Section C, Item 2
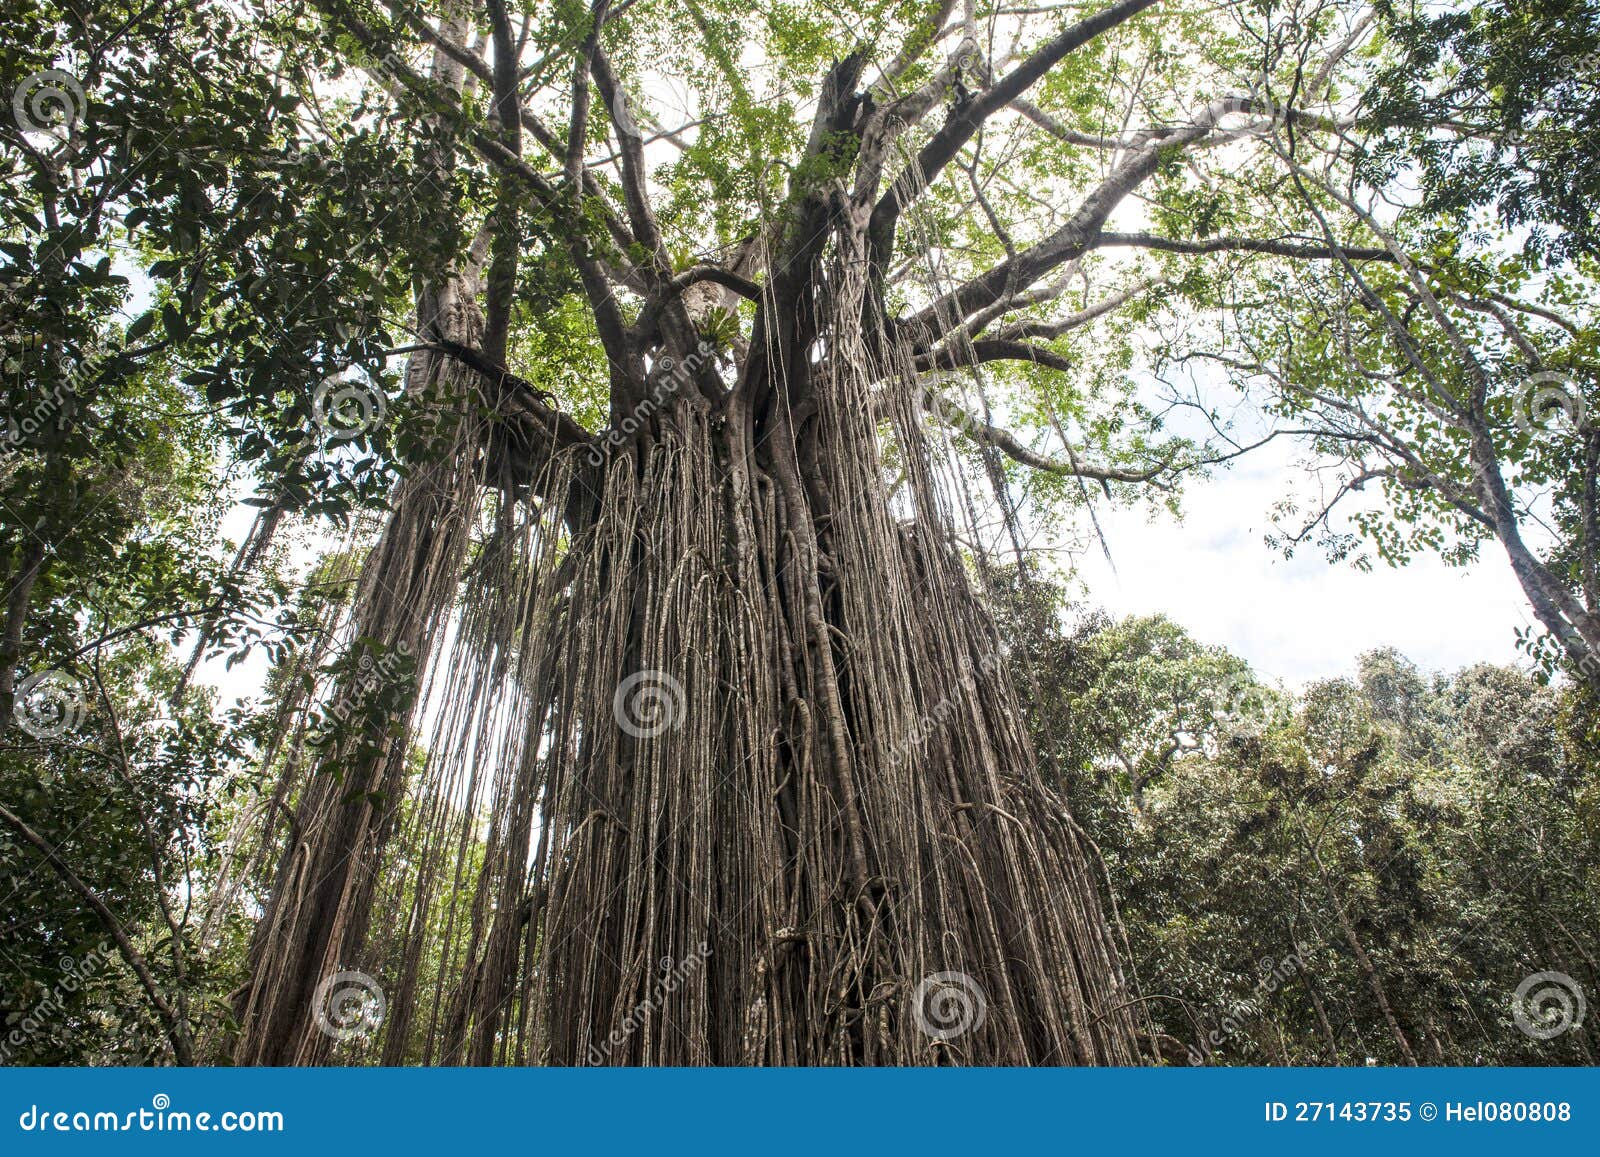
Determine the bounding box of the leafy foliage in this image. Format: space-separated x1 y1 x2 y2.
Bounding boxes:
1001 575 1600 1065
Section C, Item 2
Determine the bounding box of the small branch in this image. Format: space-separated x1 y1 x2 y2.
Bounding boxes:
1091 231 1392 262
666 264 762 301
915 339 1076 374
924 392 1176 485
387 341 595 449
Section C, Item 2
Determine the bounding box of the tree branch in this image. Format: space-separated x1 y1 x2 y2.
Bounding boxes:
1090 231 1393 262
321 0 635 372
869 0 1161 269
904 104 1222 338
915 338 1076 374
388 340 595 450
924 391 1177 485
0 802 194 1064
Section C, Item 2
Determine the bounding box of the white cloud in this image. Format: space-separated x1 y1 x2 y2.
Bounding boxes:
1064 445 1534 685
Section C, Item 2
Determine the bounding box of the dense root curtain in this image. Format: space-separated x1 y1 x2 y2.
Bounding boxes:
228 261 1140 1065
231 288 488 1065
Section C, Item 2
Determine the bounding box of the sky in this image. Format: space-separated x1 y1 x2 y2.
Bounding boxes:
1062 439 1534 688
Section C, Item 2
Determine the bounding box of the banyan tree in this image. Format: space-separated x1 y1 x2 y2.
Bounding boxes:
204 0 1380 1065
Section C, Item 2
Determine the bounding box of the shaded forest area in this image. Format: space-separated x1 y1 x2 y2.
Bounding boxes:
2 0 1598 1065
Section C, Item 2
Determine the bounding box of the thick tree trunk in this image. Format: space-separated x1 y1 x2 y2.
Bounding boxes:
497 401 1137 1065
234 320 1141 1066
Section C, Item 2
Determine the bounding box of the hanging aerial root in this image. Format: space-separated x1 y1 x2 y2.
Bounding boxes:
238 254 1140 1067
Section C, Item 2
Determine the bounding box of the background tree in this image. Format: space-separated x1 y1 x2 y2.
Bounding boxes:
1147 0 1600 686
1010 595 1599 1066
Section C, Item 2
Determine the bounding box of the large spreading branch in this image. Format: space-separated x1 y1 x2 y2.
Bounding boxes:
903 107 1226 340
1089 231 1392 263
867 0 1163 270
914 338 1075 374
387 339 595 448
318 0 638 396
331 0 1407 505
921 391 1287 488
385 0 641 268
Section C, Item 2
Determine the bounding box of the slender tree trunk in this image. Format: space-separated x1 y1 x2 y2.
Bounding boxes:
0 538 47 715
231 286 487 1065
1301 970 1339 1063
1308 845 1417 1065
